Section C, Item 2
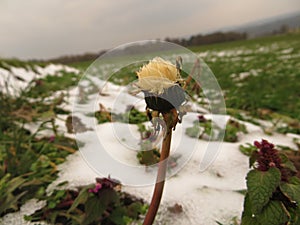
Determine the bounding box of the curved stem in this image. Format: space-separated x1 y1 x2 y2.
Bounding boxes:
143 125 172 225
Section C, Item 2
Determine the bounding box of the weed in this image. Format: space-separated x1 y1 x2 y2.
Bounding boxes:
185 116 247 142
241 139 300 225
26 178 147 225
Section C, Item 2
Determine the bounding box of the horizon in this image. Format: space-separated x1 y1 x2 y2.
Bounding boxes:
1 0 299 60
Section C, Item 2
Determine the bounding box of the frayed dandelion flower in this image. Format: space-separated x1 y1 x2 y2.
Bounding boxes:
136 57 178 94
136 57 186 112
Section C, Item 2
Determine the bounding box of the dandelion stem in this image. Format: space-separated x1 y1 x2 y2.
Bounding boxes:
143 116 173 225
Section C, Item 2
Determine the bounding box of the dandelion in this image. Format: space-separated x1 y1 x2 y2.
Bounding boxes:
136 57 186 114
137 57 187 225
136 57 180 95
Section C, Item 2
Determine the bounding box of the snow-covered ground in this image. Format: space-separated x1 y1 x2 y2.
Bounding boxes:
1 62 298 225
0 64 79 96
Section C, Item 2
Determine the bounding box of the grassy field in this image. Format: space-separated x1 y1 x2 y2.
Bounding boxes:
0 32 300 224
71 32 300 121
194 32 300 121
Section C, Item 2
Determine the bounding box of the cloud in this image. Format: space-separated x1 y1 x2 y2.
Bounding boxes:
0 0 299 59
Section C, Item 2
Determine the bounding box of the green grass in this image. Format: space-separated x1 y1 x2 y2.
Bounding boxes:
0 89 78 216
0 52 151 223
191 32 300 120
27 71 79 98
0 58 47 72
0 32 299 222
69 60 94 71
189 32 300 52
66 33 300 121
107 62 142 85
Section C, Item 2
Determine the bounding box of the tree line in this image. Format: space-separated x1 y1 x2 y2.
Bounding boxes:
165 31 247 46
48 31 247 64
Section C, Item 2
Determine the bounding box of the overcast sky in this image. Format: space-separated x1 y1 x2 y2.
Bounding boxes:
1 0 299 60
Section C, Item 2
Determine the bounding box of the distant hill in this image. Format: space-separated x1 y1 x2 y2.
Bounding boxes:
47 51 105 64
233 11 300 38
48 11 300 64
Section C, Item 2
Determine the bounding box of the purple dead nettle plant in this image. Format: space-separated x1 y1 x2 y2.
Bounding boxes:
88 177 120 194
253 139 289 181
135 57 187 225
241 139 300 225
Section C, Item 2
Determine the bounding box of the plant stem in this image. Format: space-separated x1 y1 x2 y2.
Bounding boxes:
143 124 172 225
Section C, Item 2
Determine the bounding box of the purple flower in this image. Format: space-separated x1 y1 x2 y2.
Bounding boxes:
35 79 43 86
88 177 120 194
48 135 55 143
198 115 206 123
88 182 102 194
95 177 120 189
254 139 288 181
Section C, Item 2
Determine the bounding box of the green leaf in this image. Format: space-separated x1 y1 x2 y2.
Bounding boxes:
241 193 259 225
256 201 289 225
185 125 201 138
68 186 91 213
126 202 144 219
55 190 66 199
289 207 300 225
0 190 27 214
57 181 69 187
20 178 44 187
83 189 119 225
290 176 300 185
239 143 257 156
249 151 259 168
109 206 126 225
98 188 119 206
280 176 300 205
279 153 297 172
48 201 57 209
83 195 105 225
0 174 11 191
0 174 27 214
137 148 160 166
246 167 281 214
6 176 26 193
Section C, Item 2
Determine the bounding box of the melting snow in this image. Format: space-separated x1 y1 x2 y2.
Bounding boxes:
1 62 297 225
